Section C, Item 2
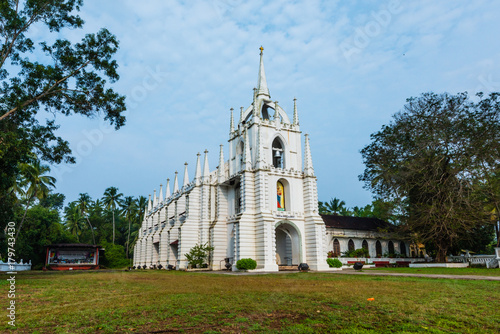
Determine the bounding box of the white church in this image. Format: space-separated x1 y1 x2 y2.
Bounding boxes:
133 48 408 271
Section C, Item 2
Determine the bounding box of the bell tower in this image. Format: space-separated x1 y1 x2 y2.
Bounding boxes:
223 47 328 271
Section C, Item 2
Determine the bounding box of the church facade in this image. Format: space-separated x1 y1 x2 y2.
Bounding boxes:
133 49 329 271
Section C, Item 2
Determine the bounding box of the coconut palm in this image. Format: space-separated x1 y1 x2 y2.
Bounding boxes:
64 201 85 241
128 195 147 254
14 159 56 240
77 193 96 244
121 196 138 258
324 198 347 215
136 195 147 222
102 187 124 244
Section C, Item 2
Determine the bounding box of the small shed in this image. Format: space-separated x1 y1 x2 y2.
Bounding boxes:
46 244 103 270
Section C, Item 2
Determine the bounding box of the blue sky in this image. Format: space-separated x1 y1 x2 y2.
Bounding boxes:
41 0 500 208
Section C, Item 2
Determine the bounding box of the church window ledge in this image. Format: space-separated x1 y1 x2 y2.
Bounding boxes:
227 212 242 222
273 211 303 219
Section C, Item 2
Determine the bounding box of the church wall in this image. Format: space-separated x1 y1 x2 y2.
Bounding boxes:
326 228 409 258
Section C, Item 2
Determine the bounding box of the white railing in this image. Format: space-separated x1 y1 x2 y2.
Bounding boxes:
448 252 499 268
337 257 424 265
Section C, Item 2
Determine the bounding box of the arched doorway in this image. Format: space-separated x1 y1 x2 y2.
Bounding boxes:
275 222 301 268
376 240 382 257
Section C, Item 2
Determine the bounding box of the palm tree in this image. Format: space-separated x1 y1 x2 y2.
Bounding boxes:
324 198 347 215
102 187 124 244
64 202 85 241
136 195 147 221
77 193 96 244
14 159 56 240
129 195 147 256
122 196 138 258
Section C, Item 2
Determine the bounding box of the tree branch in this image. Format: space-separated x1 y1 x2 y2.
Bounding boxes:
0 59 92 121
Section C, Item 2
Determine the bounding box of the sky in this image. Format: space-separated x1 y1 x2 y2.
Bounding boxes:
35 0 500 209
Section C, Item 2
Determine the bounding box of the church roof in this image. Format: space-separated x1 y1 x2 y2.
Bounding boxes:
321 214 395 232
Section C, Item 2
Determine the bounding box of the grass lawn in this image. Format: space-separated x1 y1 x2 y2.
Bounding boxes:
365 267 500 276
1 270 499 333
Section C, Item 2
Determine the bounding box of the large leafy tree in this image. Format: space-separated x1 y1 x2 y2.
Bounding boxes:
0 0 126 228
102 186 123 244
360 92 500 262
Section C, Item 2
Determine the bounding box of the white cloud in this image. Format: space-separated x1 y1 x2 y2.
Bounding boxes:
39 0 500 208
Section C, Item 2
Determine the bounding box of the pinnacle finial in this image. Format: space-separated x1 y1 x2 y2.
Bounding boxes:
293 97 299 125
230 108 234 133
259 46 264 55
256 47 270 97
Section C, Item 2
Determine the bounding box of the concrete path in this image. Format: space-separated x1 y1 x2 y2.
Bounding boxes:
331 270 500 281
208 269 500 281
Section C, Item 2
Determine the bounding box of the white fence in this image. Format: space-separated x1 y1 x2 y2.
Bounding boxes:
0 260 32 272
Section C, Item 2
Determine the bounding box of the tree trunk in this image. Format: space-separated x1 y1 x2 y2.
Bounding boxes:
86 216 96 245
435 242 448 263
126 218 131 259
112 210 115 244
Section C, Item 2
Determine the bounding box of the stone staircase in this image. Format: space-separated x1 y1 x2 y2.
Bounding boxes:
487 258 499 269
278 265 298 271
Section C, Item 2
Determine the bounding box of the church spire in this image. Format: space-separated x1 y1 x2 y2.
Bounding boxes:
173 171 179 193
147 194 152 211
293 97 299 125
256 46 270 98
239 106 244 124
304 134 315 176
165 178 171 198
230 108 234 133
203 149 210 182
159 184 164 203
153 189 158 207
183 162 189 187
194 152 202 185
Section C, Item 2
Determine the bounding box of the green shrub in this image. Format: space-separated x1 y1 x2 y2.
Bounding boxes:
101 242 130 268
342 248 370 258
185 243 214 268
327 258 342 268
236 258 257 270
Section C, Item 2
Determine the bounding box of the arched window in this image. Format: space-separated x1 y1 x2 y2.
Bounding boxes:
388 241 395 255
348 239 355 252
400 242 407 257
237 141 244 170
376 240 382 257
261 104 273 120
333 239 340 256
277 181 285 211
235 183 241 214
362 240 368 250
272 138 284 168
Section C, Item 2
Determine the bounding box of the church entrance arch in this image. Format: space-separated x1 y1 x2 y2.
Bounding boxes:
275 221 302 268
